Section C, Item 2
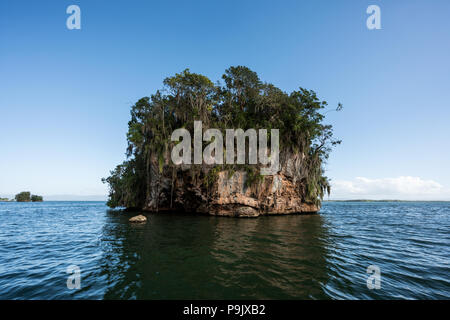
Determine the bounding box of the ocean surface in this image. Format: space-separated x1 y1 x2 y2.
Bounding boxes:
0 201 448 299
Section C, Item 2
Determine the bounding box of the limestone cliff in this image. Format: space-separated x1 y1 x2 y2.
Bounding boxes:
143 152 320 217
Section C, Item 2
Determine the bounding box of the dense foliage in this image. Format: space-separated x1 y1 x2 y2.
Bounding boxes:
14 192 43 202
31 195 43 202
15 192 31 202
103 66 340 209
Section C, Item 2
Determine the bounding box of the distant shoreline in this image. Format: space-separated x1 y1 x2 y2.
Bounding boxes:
324 199 450 202
1 199 448 203
0 200 107 202
0 195 107 202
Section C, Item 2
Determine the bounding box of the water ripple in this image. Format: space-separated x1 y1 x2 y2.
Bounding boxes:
0 201 449 299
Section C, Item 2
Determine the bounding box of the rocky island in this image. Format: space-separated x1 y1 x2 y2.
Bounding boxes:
103 66 340 217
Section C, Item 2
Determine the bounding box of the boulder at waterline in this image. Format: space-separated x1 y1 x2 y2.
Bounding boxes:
129 215 147 223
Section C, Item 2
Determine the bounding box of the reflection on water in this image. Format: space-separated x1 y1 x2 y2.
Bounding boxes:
100 212 331 299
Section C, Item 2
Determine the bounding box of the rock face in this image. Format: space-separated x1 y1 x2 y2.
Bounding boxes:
129 215 147 223
204 171 319 217
142 152 320 217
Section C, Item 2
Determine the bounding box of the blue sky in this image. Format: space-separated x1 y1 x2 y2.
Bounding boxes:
1 0 449 200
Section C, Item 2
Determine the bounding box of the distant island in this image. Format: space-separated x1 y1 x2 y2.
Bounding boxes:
14 192 43 202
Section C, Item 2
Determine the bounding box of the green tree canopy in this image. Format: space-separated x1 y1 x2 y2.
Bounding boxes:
31 195 43 202
15 192 31 202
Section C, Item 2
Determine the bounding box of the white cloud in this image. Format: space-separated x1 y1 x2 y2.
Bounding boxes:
330 176 450 200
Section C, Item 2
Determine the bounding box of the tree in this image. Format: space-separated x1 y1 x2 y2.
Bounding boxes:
31 195 43 202
15 192 31 202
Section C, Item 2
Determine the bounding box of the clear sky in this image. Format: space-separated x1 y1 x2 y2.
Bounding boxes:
1 0 449 200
